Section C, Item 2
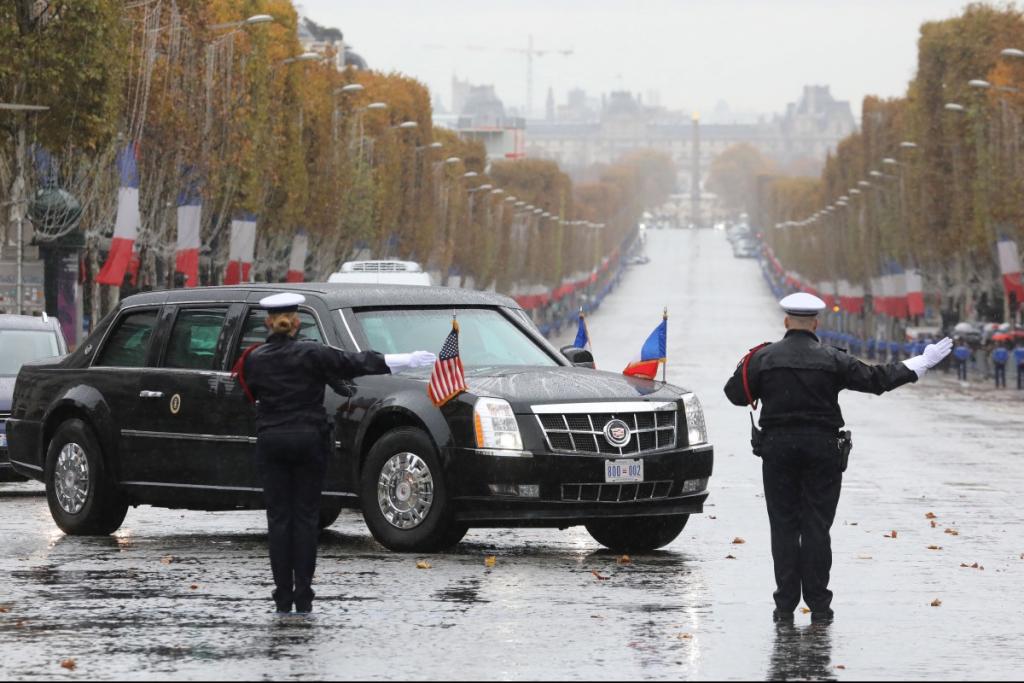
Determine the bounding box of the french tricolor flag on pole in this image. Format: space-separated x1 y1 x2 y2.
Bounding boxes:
622 309 667 381
905 267 925 317
97 145 141 286
224 214 257 285
997 236 1024 304
175 175 202 288
286 230 309 283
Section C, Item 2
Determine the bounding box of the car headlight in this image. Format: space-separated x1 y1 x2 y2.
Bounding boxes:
682 393 708 446
474 397 524 451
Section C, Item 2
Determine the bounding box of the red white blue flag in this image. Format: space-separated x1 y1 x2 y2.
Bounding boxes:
175 171 202 288
97 144 140 286
622 310 667 380
573 308 590 350
286 230 309 283
998 237 1024 304
224 213 257 285
428 319 468 407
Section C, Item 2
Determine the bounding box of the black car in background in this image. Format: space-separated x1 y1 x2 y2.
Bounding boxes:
8 284 713 553
0 314 68 482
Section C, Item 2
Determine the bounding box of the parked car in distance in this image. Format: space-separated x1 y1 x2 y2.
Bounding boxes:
328 260 432 287
0 313 68 481
732 238 760 258
8 284 714 553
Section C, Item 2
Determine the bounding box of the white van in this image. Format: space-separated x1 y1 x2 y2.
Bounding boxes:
327 260 432 286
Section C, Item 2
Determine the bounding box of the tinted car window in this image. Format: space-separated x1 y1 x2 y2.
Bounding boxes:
355 308 557 368
232 309 324 365
0 330 60 375
95 309 159 368
164 308 228 370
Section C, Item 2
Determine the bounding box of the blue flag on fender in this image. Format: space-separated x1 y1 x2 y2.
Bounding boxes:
622 310 667 380
573 309 590 349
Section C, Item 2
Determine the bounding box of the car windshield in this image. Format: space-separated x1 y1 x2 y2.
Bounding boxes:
353 308 557 369
0 329 60 375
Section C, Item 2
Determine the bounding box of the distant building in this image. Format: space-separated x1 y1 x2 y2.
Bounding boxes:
528 86 856 190
298 16 367 71
439 76 526 162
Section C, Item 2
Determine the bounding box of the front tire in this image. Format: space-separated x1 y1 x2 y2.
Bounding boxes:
45 419 128 536
360 427 457 553
585 514 689 553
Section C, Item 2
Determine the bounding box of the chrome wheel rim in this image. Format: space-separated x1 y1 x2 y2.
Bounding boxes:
377 452 434 530
54 442 90 515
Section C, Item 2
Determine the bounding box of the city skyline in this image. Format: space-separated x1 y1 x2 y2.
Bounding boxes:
299 0 971 120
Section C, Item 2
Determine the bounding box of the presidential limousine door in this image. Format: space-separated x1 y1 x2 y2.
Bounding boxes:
118 303 256 506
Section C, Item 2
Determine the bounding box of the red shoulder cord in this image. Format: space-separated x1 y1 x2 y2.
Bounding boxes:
231 343 263 404
742 343 771 410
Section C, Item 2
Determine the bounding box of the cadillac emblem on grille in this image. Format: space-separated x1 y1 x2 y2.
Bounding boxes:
603 418 631 447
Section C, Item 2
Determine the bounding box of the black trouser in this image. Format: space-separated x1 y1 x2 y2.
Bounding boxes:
994 363 1007 388
1018 364 1024 390
761 429 843 613
257 425 328 612
957 359 968 381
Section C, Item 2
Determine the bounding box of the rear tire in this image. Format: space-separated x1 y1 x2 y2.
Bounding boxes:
360 427 456 553
585 514 689 553
45 419 127 536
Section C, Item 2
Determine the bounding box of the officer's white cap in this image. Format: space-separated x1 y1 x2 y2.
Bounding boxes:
780 292 826 317
259 292 305 312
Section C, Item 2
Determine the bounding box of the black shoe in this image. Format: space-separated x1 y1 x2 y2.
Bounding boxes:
772 609 794 623
810 608 834 624
272 589 293 614
294 602 313 615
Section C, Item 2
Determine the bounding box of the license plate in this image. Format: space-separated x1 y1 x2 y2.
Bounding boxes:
605 458 643 483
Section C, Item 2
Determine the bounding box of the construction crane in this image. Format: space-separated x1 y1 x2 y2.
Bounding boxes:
424 35 573 118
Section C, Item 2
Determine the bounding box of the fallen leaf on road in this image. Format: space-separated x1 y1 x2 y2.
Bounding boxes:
927 545 943 550
849 522 858 526
60 659 76 671
160 556 174 565
0 606 9 614
15 620 27 629
885 531 898 539
415 561 432 570
857 555 873 560
590 615 604 619
189 584 199 590
725 554 736 560
931 521 938 529
836 664 847 670
925 512 937 520
800 607 811 614
944 528 959 536
676 633 693 640
708 516 717 520
591 570 609 581
732 537 746 544
617 555 632 565
931 599 942 607
484 556 496 568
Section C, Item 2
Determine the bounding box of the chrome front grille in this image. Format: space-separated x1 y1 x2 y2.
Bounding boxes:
533 402 679 455
561 481 674 502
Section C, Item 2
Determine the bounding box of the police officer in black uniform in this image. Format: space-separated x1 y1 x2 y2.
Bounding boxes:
237 293 435 614
724 292 952 623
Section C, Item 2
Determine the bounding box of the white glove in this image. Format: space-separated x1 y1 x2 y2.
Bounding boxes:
903 337 953 378
384 351 436 372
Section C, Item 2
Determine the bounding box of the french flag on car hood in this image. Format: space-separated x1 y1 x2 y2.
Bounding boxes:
998 237 1024 304
286 230 309 283
622 311 667 380
97 145 141 286
224 213 257 285
175 172 202 288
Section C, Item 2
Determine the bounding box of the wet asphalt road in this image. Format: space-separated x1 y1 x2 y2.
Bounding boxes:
2 229 1023 680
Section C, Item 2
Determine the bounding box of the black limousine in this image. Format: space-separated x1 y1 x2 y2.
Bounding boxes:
8 284 713 553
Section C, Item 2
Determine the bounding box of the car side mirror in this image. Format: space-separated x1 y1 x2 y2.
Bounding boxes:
560 345 595 369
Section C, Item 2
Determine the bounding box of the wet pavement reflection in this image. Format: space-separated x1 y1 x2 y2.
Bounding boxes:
1 230 1022 679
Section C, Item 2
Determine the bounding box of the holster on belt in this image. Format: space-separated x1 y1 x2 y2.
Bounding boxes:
838 430 853 472
750 413 764 457
741 342 770 458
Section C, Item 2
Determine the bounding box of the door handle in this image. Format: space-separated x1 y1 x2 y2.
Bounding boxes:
139 390 165 399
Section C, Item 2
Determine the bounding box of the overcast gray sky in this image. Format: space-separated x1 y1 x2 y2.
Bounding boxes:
299 0 974 119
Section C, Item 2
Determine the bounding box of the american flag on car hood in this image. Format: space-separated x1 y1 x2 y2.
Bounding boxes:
428 318 467 407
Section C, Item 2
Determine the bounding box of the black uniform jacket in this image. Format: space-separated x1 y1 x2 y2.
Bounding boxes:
242 333 390 432
724 329 917 432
